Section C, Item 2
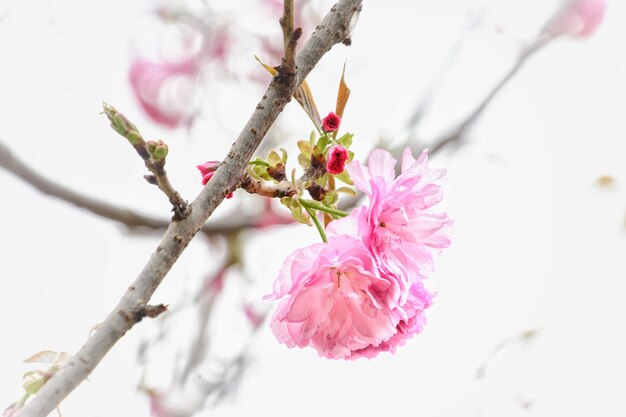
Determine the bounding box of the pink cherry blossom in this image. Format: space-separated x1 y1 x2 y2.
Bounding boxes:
329 148 451 283
544 0 606 38
326 145 349 175
265 235 433 359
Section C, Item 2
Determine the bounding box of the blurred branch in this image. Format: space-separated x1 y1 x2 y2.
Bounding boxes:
405 9 485 131
429 36 551 155
18 1 362 416
0 139 289 236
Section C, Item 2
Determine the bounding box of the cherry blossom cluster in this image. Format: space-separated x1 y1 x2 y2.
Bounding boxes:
266 148 451 359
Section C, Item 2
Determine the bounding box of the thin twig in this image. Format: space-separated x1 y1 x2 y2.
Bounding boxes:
102 104 190 220
429 36 551 155
18 2 361 416
239 159 327 199
0 139 290 236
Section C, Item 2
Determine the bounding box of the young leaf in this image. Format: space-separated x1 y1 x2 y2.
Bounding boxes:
322 190 339 206
336 186 356 197
254 55 278 76
333 63 351 141
335 171 353 185
23 351 70 365
336 133 354 149
297 140 312 156
267 150 281 166
294 80 322 128
315 134 331 154
298 153 311 169
255 55 321 129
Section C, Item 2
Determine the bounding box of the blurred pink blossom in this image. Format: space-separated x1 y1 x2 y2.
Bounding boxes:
129 57 201 128
243 304 267 330
544 0 606 38
253 200 294 229
3 404 19 417
259 0 319 64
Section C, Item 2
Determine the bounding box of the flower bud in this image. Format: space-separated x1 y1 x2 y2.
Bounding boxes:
197 160 233 198
326 145 349 175
102 103 144 145
321 112 341 133
151 140 169 162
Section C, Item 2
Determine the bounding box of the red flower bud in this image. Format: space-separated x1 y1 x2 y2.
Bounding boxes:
321 112 341 133
196 161 233 198
326 145 349 175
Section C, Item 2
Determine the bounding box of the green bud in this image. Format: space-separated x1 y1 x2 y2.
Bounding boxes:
126 131 143 146
145 140 157 155
152 140 169 162
102 103 144 145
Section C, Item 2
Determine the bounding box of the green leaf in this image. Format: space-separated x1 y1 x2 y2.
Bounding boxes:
254 55 279 77
253 164 271 181
280 148 288 164
336 186 356 197
281 197 310 225
249 157 270 166
315 134 331 154
23 377 45 395
248 166 262 181
268 150 281 166
322 190 339 206
336 133 354 149
297 140 312 155
335 171 353 185
280 197 292 208
298 153 311 169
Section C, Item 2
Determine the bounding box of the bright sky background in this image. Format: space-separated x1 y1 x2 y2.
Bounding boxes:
1 1 625 416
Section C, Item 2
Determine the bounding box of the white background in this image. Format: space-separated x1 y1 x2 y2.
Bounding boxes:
1 0 625 416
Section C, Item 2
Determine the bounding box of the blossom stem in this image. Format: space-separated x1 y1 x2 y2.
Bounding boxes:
303 205 328 243
299 198 349 218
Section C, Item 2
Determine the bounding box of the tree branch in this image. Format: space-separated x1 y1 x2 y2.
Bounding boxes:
17 1 362 416
0 139 290 236
279 0 301 72
429 36 550 155
0 136 292 236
